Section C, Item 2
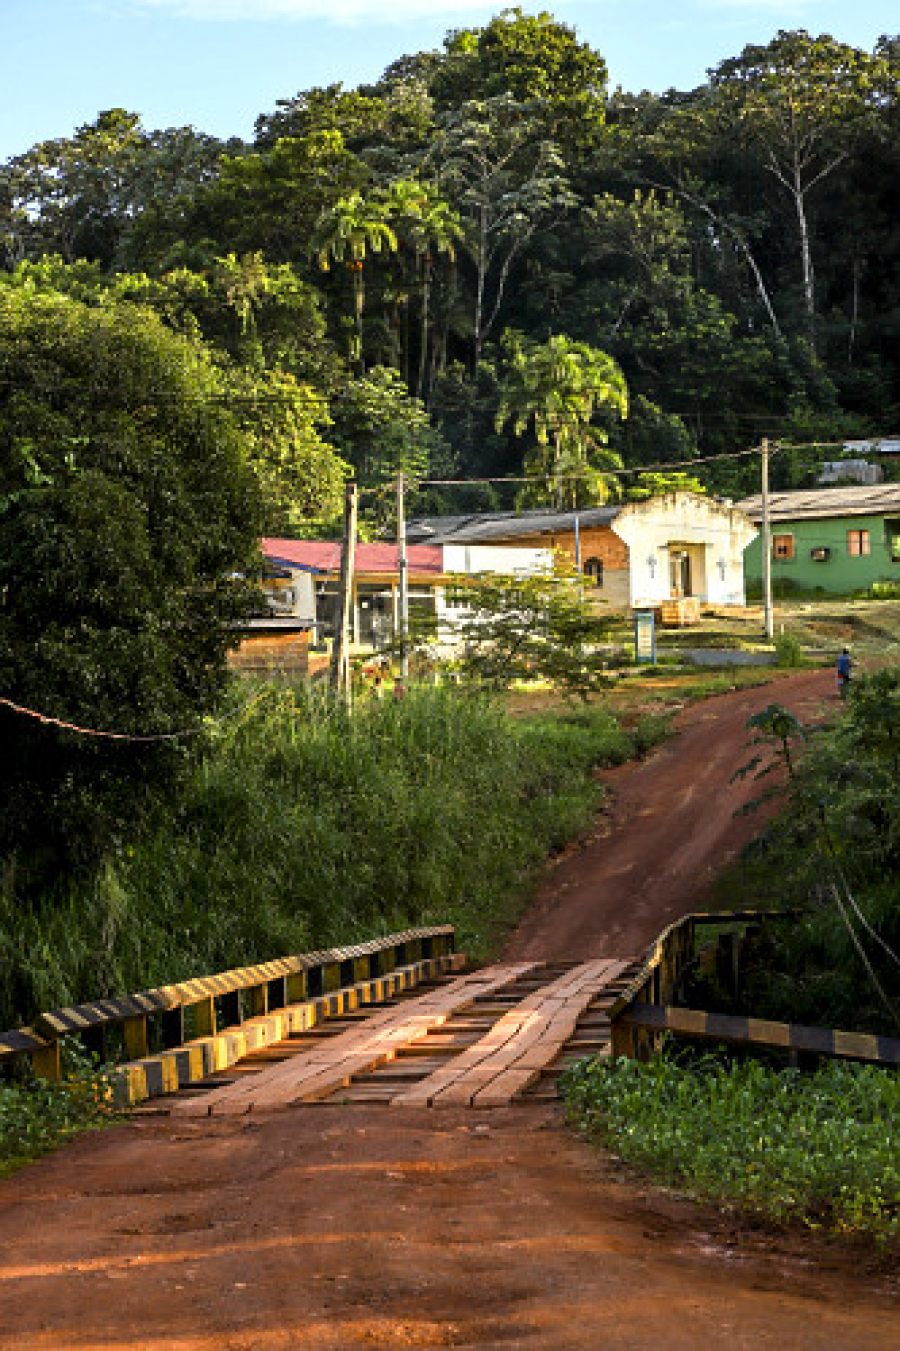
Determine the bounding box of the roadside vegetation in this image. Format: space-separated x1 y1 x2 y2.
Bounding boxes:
0 1043 119 1177
0 683 667 1031
706 667 900 1034
563 1049 900 1245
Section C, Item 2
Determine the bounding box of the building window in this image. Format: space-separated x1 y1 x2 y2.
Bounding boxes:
847 529 870 557
772 534 794 560
583 556 604 587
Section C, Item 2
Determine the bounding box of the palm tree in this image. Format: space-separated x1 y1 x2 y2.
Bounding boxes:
313 191 399 371
496 333 628 509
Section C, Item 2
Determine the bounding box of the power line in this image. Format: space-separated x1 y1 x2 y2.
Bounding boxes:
0 677 275 744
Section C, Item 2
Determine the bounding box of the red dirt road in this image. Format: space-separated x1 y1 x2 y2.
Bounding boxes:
1 669 896 1349
505 669 833 962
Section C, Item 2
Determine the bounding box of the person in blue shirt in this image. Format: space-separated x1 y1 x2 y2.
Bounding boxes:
837 647 852 698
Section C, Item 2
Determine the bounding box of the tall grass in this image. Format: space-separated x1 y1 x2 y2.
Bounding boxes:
1 684 660 1027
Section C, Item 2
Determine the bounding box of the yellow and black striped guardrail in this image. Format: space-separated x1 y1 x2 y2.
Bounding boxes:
616 1003 900 1067
606 909 898 1067
607 909 784 1030
116 951 466 1106
0 926 456 1084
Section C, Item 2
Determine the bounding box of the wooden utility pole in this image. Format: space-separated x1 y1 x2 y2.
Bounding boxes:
761 438 774 641
330 481 358 706
396 473 409 683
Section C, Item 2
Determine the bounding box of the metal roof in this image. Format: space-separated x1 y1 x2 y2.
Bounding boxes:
737 484 900 523
261 538 445 575
407 505 620 545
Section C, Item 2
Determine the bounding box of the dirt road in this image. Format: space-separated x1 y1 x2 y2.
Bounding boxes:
1 669 896 1349
505 668 833 962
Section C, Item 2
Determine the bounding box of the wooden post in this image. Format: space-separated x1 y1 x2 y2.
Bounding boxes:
32 1041 61 1081
761 438 774 641
123 1016 150 1061
193 997 216 1039
286 971 307 1005
247 984 268 1019
330 481 358 706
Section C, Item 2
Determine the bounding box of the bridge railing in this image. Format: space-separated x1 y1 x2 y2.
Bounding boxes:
608 910 900 1068
0 926 456 1083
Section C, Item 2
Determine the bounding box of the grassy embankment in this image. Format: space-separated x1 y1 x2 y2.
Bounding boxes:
0 683 669 1033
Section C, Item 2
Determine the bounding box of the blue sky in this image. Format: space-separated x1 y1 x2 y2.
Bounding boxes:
1 0 895 160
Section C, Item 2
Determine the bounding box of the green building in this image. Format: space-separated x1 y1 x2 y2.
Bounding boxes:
738 485 900 594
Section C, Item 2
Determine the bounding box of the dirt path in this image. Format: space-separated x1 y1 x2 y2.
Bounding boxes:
1 669 896 1349
505 669 833 962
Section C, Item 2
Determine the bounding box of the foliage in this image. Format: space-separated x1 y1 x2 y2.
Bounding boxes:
563 1049 900 1243
0 686 659 1026
774 632 805 667
441 557 617 697
329 366 452 526
0 1046 120 1177
721 672 900 1031
0 285 262 881
496 332 627 507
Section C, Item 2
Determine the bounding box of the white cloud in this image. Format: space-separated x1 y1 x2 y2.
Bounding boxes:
133 0 535 21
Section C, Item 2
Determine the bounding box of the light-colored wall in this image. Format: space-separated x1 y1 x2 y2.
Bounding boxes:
612 494 757 607
442 543 552 575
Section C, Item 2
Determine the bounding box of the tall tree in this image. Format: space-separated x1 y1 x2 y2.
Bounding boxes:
0 285 261 881
431 94 575 370
312 189 400 370
708 30 889 344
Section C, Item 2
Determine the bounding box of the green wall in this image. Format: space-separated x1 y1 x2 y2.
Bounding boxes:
744 513 900 593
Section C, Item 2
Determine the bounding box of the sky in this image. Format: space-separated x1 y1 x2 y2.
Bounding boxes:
1 0 896 160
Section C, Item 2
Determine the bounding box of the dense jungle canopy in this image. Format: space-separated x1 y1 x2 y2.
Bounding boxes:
1 10 898 528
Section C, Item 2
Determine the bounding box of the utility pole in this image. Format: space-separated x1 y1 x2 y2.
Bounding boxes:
761 438 774 641
396 473 409 683
330 480 358 707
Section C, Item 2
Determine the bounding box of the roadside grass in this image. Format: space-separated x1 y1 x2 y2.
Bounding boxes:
562 1049 900 1245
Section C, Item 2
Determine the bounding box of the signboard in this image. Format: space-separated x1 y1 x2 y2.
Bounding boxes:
634 609 656 665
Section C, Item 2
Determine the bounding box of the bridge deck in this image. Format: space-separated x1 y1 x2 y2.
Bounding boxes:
172 964 538 1116
391 959 629 1108
171 960 634 1114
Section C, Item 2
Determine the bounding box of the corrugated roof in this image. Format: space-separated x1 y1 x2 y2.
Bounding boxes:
261 538 445 575
407 505 620 544
737 484 900 523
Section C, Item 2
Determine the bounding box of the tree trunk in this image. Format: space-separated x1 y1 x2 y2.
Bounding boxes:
792 162 816 345
474 202 487 374
417 259 430 402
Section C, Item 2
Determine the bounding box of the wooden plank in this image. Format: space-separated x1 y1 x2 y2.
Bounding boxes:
393 960 629 1109
173 964 537 1117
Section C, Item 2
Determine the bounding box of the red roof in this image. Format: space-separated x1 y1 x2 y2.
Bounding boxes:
262 538 444 576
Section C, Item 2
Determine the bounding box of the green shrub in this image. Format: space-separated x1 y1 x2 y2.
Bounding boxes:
0 1042 120 1176
563 1050 900 1243
774 632 805 667
871 581 900 600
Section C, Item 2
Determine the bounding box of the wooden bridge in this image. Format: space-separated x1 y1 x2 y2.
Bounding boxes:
2 914 897 1115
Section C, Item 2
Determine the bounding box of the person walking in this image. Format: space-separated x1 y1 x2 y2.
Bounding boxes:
837 647 853 699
